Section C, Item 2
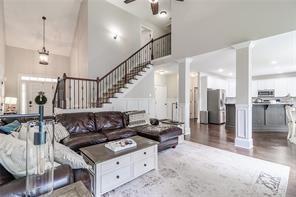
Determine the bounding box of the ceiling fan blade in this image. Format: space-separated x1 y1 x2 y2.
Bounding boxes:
151 2 159 15
124 0 136 3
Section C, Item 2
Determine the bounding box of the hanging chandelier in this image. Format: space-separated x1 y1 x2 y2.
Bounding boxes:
39 16 49 65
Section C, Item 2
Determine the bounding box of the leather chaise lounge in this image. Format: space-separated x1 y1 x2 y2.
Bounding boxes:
57 111 182 152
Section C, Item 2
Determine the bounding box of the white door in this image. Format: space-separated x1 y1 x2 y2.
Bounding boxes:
140 26 153 47
23 81 56 116
155 86 167 119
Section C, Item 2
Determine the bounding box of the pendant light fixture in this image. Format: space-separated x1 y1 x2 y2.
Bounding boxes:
39 16 49 65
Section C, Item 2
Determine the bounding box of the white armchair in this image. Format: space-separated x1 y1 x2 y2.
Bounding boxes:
285 106 296 144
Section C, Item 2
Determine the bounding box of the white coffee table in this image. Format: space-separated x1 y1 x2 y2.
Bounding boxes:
80 136 158 197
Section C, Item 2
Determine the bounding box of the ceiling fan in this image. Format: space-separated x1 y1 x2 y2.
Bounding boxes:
124 0 184 15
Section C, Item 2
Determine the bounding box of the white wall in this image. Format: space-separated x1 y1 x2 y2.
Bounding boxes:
5 46 70 98
88 0 167 78
166 73 178 99
154 72 166 86
70 0 88 78
107 69 157 117
0 0 5 79
124 69 155 98
172 0 296 59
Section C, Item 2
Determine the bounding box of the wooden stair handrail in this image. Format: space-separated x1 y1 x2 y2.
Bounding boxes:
52 32 171 112
100 33 171 82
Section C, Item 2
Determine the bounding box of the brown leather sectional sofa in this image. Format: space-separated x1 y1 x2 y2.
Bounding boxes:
0 111 182 196
0 164 90 196
57 111 182 152
0 116 91 196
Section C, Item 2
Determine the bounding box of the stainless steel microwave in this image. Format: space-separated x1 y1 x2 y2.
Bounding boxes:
257 89 275 98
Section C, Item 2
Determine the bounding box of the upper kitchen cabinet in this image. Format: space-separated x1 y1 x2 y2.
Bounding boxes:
275 78 288 97
287 77 296 96
257 79 275 90
252 77 296 97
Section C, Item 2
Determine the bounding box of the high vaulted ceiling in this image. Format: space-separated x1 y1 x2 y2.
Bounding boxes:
106 0 171 28
3 0 81 56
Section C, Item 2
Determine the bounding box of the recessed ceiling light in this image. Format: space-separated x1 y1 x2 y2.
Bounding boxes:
218 68 224 73
271 61 278 65
111 32 119 40
158 70 167 75
229 73 233 76
159 10 167 17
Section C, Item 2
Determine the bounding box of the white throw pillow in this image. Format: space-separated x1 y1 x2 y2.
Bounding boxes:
126 110 149 128
18 123 36 141
18 123 69 142
54 142 90 170
0 134 38 178
18 124 88 170
54 123 69 142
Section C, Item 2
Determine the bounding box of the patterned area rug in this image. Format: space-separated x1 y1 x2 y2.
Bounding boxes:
104 141 290 197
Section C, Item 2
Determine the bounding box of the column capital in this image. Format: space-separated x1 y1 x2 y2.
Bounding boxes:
232 41 255 50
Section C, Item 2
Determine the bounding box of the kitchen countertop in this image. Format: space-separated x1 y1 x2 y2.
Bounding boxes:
226 102 294 105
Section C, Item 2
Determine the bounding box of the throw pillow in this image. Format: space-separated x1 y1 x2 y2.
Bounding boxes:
53 123 70 142
18 123 69 143
54 142 90 169
126 110 149 128
18 123 36 142
0 134 37 178
0 120 21 134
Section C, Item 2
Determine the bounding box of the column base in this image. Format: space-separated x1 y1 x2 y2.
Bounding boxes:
184 127 191 135
235 137 253 149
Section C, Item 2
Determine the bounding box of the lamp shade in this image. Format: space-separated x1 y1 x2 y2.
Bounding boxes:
4 97 17 105
39 49 49 65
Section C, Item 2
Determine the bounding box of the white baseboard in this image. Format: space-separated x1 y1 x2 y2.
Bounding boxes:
235 137 253 149
178 135 185 144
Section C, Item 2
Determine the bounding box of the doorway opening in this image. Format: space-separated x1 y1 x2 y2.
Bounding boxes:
140 25 153 47
20 75 57 116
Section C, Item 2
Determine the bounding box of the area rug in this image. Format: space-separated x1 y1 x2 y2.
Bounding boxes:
104 141 290 197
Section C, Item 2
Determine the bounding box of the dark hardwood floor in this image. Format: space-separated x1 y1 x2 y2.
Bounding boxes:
186 120 296 197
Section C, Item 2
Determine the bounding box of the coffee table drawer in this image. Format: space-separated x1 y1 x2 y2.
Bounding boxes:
134 146 154 161
101 155 131 174
134 156 155 177
101 166 131 193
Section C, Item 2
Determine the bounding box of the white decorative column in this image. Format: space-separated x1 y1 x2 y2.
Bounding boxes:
233 42 254 149
178 58 192 135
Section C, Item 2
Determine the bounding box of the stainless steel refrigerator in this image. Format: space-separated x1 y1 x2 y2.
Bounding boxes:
207 89 226 124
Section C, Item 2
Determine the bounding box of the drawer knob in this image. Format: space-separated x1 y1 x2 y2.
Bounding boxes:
116 161 120 165
144 164 147 167
144 152 147 155
116 175 120 179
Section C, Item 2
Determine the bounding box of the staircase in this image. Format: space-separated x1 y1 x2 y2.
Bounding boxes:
53 33 171 113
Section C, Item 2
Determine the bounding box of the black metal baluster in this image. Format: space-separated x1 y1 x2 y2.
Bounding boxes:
69 79 72 109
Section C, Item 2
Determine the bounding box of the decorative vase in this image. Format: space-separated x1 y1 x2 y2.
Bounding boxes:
26 97 55 196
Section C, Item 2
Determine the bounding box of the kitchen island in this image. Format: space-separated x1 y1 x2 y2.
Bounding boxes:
226 103 291 132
